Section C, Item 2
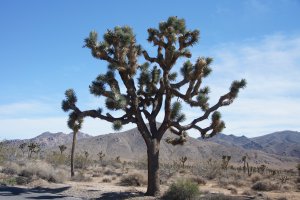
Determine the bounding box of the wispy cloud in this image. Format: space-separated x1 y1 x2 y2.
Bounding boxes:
201 34 300 136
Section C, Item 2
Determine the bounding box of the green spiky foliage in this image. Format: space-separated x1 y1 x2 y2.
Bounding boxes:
62 16 246 196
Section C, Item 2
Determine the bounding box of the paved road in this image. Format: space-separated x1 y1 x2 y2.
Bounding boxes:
0 185 82 200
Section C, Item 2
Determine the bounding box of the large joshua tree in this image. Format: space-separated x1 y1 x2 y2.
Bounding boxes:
62 17 246 196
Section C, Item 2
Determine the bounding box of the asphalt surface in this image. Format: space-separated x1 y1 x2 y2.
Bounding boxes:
0 185 81 200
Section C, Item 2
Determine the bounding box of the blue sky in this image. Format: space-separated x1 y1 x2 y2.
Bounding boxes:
0 0 300 139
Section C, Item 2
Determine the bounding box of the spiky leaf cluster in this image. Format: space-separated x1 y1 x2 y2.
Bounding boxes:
84 26 142 76
170 102 186 123
229 79 247 99
68 112 83 132
112 120 122 131
62 89 77 112
208 111 225 137
137 63 161 96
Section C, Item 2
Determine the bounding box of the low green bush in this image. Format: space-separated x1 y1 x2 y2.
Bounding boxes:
163 179 200 200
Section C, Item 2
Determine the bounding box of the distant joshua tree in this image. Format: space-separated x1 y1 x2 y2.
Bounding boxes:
179 156 187 168
27 142 40 158
61 16 246 196
97 151 105 163
221 155 231 170
19 143 27 156
58 145 67 155
84 151 89 159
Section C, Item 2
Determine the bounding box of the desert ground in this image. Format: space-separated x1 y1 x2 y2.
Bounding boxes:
0 154 299 200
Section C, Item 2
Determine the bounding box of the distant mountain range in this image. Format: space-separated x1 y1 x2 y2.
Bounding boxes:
202 130 300 158
3 129 300 169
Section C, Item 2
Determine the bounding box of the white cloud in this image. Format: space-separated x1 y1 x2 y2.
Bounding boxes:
0 101 53 118
203 34 300 136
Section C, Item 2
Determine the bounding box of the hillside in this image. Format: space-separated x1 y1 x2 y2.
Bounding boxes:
252 130 300 158
3 128 299 169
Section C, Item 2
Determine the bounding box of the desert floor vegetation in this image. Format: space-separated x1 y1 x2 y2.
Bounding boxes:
0 143 299 199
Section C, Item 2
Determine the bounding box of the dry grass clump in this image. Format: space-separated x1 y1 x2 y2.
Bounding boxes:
190 176 207 185
102 178 111 183
1 162 21 175
241 190 254 196
20 161 67 183
217 177 244 188
104 169 115 176
162 179 200 200
71 172 92 182
193 161 222 180
1 161 67 184
251 180 279 191
250 173 262 183
119 173 146 186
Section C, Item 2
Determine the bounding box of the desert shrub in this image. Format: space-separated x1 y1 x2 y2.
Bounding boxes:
194 161 222 180
102 178 111 183
0 177 17 186
241 190 253 196
46 153 69 167
295 177 300 183
191 176 207 185
1 162 20 175
251 181 279 191
74 154 92 169
19 161 66 183
15 176 32 185
162 179 200 200
119 173 146 186
218 177 244 188
71 172 92 182
227 186 237 194
104 169 115 175
251 173 262 183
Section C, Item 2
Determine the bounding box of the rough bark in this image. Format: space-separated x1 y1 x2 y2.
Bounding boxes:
70 131 77 177
145 138 160 196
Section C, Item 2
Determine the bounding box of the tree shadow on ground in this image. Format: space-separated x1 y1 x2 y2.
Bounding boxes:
96 191 145 200
0 185 72 199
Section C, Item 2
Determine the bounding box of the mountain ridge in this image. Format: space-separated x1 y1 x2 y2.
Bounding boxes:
3 129 299 169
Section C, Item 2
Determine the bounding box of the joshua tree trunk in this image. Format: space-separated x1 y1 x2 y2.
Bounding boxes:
145 138 160 196
71 131 77 177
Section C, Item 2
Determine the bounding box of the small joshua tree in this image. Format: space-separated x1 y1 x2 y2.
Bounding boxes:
59 145 67 155
179 156 187 168
27 142 40 158
221 155 231 170
62 17 246 196
97 151 105 163
115 156 121 163
65 109 83 177
84 151 89 159
19 143 27 156
242 155 247 173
